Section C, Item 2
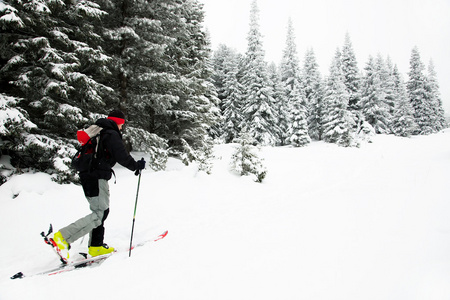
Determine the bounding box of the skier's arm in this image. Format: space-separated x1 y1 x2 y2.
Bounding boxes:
107 131 139 171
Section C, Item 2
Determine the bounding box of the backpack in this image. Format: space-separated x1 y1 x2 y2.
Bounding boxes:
72 125 103 173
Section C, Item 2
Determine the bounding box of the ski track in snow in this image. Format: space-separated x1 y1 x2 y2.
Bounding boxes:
1 130 450 300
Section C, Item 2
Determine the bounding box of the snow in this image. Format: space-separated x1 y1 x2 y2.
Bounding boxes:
0 6 24 28
1 130 450 299
0 94 36 134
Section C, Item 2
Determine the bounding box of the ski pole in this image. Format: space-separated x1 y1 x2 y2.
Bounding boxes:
129 160 143 257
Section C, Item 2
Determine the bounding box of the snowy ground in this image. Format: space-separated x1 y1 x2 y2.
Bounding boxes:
1 130 450 300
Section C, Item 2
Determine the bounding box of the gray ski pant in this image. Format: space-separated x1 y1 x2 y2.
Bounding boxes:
59 179 110 245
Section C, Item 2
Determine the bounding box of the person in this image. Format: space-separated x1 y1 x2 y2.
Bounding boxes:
52 110 146 259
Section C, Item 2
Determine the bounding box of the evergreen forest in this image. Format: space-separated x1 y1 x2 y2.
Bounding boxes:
0 0 446 183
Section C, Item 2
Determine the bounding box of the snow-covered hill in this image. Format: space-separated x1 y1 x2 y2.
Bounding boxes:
1 130 450 300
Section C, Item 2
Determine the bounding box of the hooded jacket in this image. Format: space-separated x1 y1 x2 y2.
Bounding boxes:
81 118 138 181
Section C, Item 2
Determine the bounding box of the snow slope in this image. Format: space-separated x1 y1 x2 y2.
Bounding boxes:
1 130 450 300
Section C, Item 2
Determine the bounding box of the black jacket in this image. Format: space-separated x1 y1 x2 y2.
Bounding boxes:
82 118 138 180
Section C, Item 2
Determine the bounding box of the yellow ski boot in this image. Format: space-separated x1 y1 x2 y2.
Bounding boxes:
89 244 115 257
51 231 70 262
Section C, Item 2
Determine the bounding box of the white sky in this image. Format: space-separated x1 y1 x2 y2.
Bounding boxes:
199 0 450 115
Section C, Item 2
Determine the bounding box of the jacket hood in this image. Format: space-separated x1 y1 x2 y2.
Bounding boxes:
95 118 120 133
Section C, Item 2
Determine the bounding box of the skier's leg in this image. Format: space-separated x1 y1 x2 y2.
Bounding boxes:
59 179 109 244
88 179 110 246
89 208 109 246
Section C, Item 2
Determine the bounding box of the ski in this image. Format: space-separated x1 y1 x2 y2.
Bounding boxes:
131 230 168 249
11 230 168 280
10 253 111 279
41 224 69 265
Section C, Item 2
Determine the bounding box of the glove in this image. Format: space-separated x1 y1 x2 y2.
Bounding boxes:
134 158 146 176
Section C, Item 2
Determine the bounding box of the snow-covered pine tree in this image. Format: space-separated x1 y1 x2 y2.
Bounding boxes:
391 65 417 137
427 60 446 131
0 94 35 138
353 110 375 143
280 19 310 147
102 0 218 167
303 48 324 140
240 0 279 146
230 130 267 183
0 93 36 182
100 0 180 166
266 63 286 145
0 0 113 182
101 0 175 119
287 85 311 147
211 45 244 142
221 53 245 143
382 56 397 131
322 49 356 147
341 33 360 111
407 46 435 135
0 0 112 134
163 0 220 165
359 56 391 134
374 54 394 133
212 44 238 102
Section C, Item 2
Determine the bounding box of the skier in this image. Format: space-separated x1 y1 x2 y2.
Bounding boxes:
52 110 146 259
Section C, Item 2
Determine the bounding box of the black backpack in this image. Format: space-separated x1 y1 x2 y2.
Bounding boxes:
72 125 103 173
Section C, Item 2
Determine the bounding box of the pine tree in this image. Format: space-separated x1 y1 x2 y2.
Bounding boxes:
427 60 446 131
212 44 238 101
288 86 311 147
164 0 219 163
101 0 175 117
240 0 279 146
211 45 243 141
341 33 360 111
375 54 394 133
303 48 324 140
280 19 309 147
382 56 397 131
230 130 267 183
391 65 417 137
359 56 391 134
0 0 112 134
0 0 113 182
0 0 220 180
0 93 36 180
322 49 356 147
407 46 435 135
267 63 289 145
102 0 219 165
100 0 179 164
221 54 245 143
353 110 376 143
